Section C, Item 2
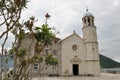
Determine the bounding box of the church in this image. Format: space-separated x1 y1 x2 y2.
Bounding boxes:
60 9 100 76
21 9 100 77
40 9 100 76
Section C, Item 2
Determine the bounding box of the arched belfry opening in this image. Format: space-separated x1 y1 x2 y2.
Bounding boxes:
88 18 90 26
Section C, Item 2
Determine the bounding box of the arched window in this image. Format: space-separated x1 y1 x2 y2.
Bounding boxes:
92 19 94 26
84 19 86 24
88 18 90 26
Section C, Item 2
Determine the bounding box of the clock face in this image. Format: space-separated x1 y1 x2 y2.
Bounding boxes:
72 45 77 50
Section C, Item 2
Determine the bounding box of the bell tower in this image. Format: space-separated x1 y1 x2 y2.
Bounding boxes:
82 9 97 42
82 9 100 76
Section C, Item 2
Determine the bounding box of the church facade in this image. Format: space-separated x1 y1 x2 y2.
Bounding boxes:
41 10 100 76
60 10 100 76
21 10 100 77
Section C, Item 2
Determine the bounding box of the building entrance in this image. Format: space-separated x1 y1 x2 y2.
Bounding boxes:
73 64 79 75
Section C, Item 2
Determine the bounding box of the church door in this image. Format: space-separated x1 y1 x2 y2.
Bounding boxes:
73 64 79 75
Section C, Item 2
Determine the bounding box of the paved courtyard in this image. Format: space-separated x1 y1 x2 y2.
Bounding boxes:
32 73 120 80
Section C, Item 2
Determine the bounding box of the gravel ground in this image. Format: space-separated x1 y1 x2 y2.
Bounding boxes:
32 73 120 80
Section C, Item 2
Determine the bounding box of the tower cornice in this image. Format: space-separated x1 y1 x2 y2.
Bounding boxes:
82 26 96 30
84 42 98 44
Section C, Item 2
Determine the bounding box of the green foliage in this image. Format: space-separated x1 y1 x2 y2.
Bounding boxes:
5 58 10 63
52 58 58 65
100 54 120 68
17 29 25 40
0 0 28 11
34 55 43 62
21 0 29 8
8 47 17 58
11 28 17 35
34 24 55 46
8 6 16 13
7 70 13 78
30 16 35 21
3 77 11 80
9 48 14 55
21 58 27 66
9 70 13 76
17 48 26 57
45 54 58 65
0 0 4 8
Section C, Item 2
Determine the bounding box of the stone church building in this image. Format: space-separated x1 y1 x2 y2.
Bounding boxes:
60 10 100 76
56 10 100 76
21 10 100 77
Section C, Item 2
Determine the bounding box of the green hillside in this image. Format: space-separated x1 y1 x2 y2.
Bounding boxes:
99 54 120 68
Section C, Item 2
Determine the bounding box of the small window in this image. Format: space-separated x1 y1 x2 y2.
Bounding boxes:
34 63 39 70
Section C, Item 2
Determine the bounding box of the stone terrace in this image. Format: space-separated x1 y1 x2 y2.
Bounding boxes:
32 73 120 80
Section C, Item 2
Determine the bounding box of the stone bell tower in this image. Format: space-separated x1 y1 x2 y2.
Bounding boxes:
82 9 100 76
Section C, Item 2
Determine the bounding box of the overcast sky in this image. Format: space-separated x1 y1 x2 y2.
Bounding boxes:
1 0 120 62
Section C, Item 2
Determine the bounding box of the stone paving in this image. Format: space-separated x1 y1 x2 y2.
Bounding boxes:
32 73 120 80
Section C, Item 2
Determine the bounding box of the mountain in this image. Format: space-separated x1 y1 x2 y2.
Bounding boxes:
99 54 120 68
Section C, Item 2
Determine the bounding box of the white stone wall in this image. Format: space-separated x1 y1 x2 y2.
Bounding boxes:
82 20 100 76
47 40 61 76
61 33 86 76
83 26 97 43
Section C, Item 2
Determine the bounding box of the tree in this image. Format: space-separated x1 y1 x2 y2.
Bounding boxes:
9 17 58 79
0 0 27 80
0 0 58 80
